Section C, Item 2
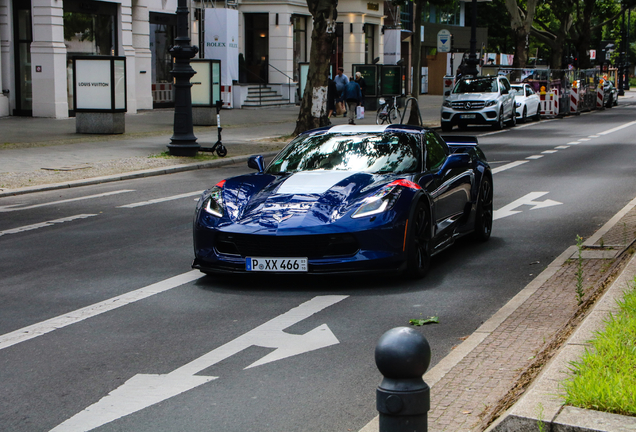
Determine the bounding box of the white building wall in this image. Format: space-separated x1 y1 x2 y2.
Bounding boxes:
31 0 68 118
0 0 8 116
269 11 293 83
133 0 153 110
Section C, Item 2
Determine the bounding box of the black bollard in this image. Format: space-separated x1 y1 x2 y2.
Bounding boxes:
375 327 431 432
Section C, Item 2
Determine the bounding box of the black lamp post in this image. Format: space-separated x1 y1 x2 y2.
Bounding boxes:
167 0 200 157
619 5 626 96
460 0 491 77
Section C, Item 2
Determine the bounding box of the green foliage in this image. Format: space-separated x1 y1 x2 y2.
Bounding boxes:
409 316 439 326
563 280 636 416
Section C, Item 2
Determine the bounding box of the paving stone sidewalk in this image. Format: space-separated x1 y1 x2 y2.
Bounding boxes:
425 204 636 431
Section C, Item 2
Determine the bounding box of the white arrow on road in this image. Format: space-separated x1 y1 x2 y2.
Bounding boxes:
494 192 562 221
50 295 348 432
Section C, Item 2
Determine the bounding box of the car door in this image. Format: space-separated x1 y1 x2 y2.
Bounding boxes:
526 85 539 115
500 77 514 118
420 132 473 241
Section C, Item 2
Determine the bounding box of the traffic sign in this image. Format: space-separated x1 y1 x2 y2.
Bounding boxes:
437 30 451 53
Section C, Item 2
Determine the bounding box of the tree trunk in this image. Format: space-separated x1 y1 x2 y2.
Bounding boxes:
292 0 338 136
505 0 539 70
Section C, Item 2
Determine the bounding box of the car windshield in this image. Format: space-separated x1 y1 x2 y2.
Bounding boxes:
267 133 421 175
453 77 498 93
510 86 524 96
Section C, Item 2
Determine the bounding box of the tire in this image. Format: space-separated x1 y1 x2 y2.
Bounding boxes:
216 144 227 157
606 95 613 108
441 122 453 132
521 107 527 123
507 107 517 127
376 109 386 125
534 104 541 121
492 108 504 130
389 107 401 124
473 176 493 242
406 201 431 279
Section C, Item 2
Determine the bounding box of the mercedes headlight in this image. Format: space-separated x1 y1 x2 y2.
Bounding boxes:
442 100 452 107
352 180 421 219
515 102 522 107
485 100 497 107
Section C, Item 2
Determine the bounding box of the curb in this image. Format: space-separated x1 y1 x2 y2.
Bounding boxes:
0 151 280 198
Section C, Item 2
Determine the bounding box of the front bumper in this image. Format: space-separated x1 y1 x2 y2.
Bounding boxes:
441 108 499 126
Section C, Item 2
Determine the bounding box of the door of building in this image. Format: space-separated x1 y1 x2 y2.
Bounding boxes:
13 0 32 116
244 13 269 83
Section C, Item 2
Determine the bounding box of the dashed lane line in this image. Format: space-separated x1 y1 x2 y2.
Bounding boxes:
0 190 135 213
117 191 204 208
0 214 97 237
0 270 204 351
491 160 529 174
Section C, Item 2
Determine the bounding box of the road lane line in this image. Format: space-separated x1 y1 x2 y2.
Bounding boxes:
541 150 558 154
117 191 204 208
526 155 543 160
567 141 580 145
0 270 204 351
491 160 528 174
0 214 97 237
598 120 636 135
555 146 570 149
578 138 590 141
0 190 135 213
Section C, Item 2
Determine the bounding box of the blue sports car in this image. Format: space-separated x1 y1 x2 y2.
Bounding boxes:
192 124 492 278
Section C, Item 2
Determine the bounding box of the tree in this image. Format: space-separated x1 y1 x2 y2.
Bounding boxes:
293 0 338 136
504 0 541 68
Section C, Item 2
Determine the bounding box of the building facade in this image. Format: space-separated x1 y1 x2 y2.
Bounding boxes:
0 0 481 118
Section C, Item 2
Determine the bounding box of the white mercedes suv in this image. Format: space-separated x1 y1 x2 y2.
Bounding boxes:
441 76 516 132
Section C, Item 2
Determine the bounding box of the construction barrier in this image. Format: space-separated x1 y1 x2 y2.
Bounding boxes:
152 83 173 104
540 90 558 117
570 85 580 114
596 83 605 110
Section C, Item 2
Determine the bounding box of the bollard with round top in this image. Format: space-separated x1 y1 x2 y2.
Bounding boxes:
375 327 431 432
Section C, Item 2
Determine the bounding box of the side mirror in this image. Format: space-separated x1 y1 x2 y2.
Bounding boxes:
501 88 509 95
445 91 451 96
248 155 265 173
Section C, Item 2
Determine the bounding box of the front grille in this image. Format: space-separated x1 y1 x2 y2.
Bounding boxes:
215 233 359 258
451 101 485 110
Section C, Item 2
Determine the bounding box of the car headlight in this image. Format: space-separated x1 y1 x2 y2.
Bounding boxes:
442 100 452 107
202 180 226 217
485 100 497 107
515 102 521 107
352 179 421 219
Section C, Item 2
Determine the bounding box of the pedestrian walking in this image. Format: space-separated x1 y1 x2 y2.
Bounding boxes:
354 71 367 108
327 77 337 119
343 80 362 125
334 67 349 116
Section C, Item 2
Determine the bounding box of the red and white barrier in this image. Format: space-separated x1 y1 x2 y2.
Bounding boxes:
596 86 605 110
152 83 173 103
540 91 558 117
221 85 233 109
570 86 579 114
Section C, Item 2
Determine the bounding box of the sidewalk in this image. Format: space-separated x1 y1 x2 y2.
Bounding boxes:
2 92 636 431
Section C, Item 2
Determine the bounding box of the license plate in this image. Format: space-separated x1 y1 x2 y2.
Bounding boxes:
246 257 308 272
460 114 476 119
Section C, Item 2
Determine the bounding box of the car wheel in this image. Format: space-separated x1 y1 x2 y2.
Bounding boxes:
521 107 527 123
507 108 517 127
441 122 453 132
473 176 493 242
606 95 613 108
534 104 541 121
492 108 504 130
406 201 431 279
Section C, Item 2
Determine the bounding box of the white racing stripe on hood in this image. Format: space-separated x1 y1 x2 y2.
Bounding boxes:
327 124 391 133
276 171 356 195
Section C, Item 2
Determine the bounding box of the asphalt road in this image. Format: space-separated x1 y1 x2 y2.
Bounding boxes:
2 103 636 432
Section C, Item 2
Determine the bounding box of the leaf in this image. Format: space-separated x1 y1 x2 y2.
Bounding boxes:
409 316 439 326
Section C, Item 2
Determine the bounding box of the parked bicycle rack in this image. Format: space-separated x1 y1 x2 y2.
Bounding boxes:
400 97 424 126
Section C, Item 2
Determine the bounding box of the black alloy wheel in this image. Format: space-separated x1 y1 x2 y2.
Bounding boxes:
507 107 517 127
473 176 493 242
406 201 431 278
521 107 527 123
493 108 504 130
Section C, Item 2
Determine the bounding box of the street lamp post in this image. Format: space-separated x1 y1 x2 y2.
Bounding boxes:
460 0 491 77
167 0 200 157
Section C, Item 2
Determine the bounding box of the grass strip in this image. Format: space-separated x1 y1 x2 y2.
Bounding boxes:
563 277 636 416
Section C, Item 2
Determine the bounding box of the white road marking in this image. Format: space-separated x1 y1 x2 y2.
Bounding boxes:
588 135 599 138
526 155 543 160
118 191 204 208
0 190 135 213
51 295 348 432
0 214 97 237
494 192 562 221
555 146 570 149
479 129 510 137
598 120 636 135
541 150 558 154
0 270 203 351
491 160 528 174
578 138 591 141
567 141 580 145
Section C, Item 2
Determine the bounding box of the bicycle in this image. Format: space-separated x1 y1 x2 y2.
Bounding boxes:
376 96 401 125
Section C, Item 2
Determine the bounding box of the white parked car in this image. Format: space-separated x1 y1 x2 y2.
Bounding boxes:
441 76 516 132
511 84 541 123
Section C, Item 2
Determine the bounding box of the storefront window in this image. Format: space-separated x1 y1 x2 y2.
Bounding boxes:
150 13 176 106
292 15 307 82
423 1 462 25
365 24 375 64
63 1 117 112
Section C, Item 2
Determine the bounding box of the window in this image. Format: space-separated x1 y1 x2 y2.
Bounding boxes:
292 15 307 82
364 24 375 65
425 132 448 171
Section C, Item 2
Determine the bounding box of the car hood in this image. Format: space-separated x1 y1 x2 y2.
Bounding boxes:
221 171 396 231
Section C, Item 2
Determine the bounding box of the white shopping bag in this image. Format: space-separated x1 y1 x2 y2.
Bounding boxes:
356 106 365 119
